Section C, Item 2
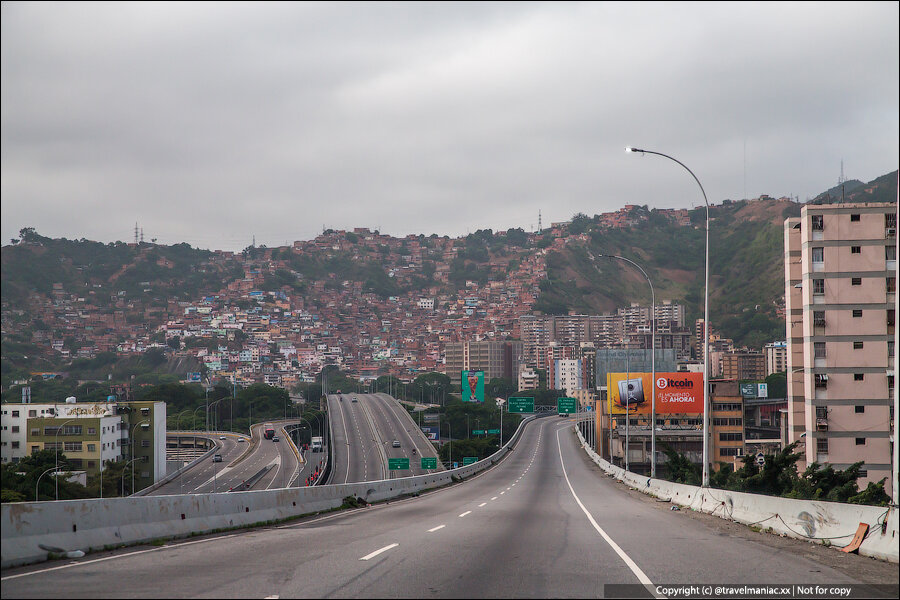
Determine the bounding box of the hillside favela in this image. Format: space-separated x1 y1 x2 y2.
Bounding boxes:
3 173 899 591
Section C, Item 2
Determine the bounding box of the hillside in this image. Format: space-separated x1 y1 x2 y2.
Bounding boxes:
1 170 896 378
535 199 799 348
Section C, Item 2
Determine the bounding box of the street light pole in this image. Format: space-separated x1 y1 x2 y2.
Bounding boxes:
36 466 60 501
131 419 149 495
626 146 711 487
54 419 76 501
596 253 656 477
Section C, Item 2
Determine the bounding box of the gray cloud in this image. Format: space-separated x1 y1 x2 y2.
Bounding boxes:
2 1 897 250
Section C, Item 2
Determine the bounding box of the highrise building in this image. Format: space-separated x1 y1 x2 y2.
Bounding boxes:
784 202 896 493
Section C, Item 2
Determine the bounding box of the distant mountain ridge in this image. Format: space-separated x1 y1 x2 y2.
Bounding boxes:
2 170 896 376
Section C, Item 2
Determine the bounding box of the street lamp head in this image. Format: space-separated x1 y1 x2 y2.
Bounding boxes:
625 146 644 154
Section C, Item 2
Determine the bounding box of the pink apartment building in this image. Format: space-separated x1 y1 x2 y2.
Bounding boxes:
784 203 897 494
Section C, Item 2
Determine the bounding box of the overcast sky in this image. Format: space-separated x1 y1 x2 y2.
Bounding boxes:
2 2 898 251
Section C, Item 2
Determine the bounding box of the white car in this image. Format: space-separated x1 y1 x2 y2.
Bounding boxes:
219 436 226 440
238 437 246 443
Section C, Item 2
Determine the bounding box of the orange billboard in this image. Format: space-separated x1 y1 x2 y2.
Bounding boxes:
606 372 703 415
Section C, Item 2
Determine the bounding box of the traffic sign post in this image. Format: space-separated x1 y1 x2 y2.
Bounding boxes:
557 397 577 415
389 458 410 470
508 397 535 414
487 429 500 434
463 457 478 466
756 452 765 467
473 429 485 435
420 457 437 469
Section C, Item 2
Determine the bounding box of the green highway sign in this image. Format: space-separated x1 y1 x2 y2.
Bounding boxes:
462 456 478 466
508 397 535 413
420 457 438 469
487 429 500 434
388 458 410 470
473 429 485 435
557 397 577 415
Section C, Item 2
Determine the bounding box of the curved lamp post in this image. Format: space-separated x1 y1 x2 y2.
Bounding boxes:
596 253 657 477
130 419 150 495
121 457 141 497
36 466 60 501
626 146 711 487
54 419 77 500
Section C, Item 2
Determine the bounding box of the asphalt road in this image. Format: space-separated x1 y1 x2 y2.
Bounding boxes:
4 416 896 598
149 422 301 495
328 393 442 483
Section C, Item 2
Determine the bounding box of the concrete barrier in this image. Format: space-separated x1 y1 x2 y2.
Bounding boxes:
1 414 543 568
574 427 898 563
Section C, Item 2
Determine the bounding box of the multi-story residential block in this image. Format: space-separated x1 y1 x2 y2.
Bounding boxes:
443 340 523 382
548 358 585 395
710 379 745 470
784 202 896 493
518 366 540 391
721 350 767 381
0 398 166 492
764 341 788 376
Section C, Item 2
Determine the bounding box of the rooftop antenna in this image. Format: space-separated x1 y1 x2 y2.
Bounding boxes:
134 222 139 245
140 228 144 244
538 210 542 234
839 159 845 203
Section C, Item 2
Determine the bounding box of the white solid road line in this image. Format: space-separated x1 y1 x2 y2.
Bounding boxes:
555 428 660 596
428 525 446 532
360 543 399 561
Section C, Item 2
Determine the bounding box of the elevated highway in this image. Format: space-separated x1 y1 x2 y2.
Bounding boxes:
3 417 896 597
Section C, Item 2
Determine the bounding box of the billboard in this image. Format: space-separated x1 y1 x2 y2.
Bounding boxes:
606 372 703 415
421 426 439 441
461 370 484 402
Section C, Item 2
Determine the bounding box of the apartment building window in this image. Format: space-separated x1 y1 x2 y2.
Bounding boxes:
817 438 829 453
814 342 826 358
28 410 36 418
851 277 862 286
813 311 825 327
855 406 865 413
64 441 82 452
812 247 824 263
854 373 864 381
888 310 895 328
852 309 863 318
850 214 860 222
850 246 861 254
816 406 828 419
887 246 897 260
853 341 864 349
888 277 896 293
11 426 19 433
713 403 742 411
889 341 895 357
858 469 868 478
11 411 19 418
87 427 96 435
719 448 742 457
141 440 150 448
87 444 96 452
11 442 19 449
719 432 743 441
812 215 824 231
30 428 39 436
813 279 825 294
855 437 866 445
887 214 897 237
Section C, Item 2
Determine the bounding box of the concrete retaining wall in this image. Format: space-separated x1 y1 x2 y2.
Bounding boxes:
574 427 898 563
1 414 540 568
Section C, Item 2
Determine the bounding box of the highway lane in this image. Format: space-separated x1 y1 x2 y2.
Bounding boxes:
366 393 442 476
328 392 384 483
5 416 895 598
149 422 300 495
